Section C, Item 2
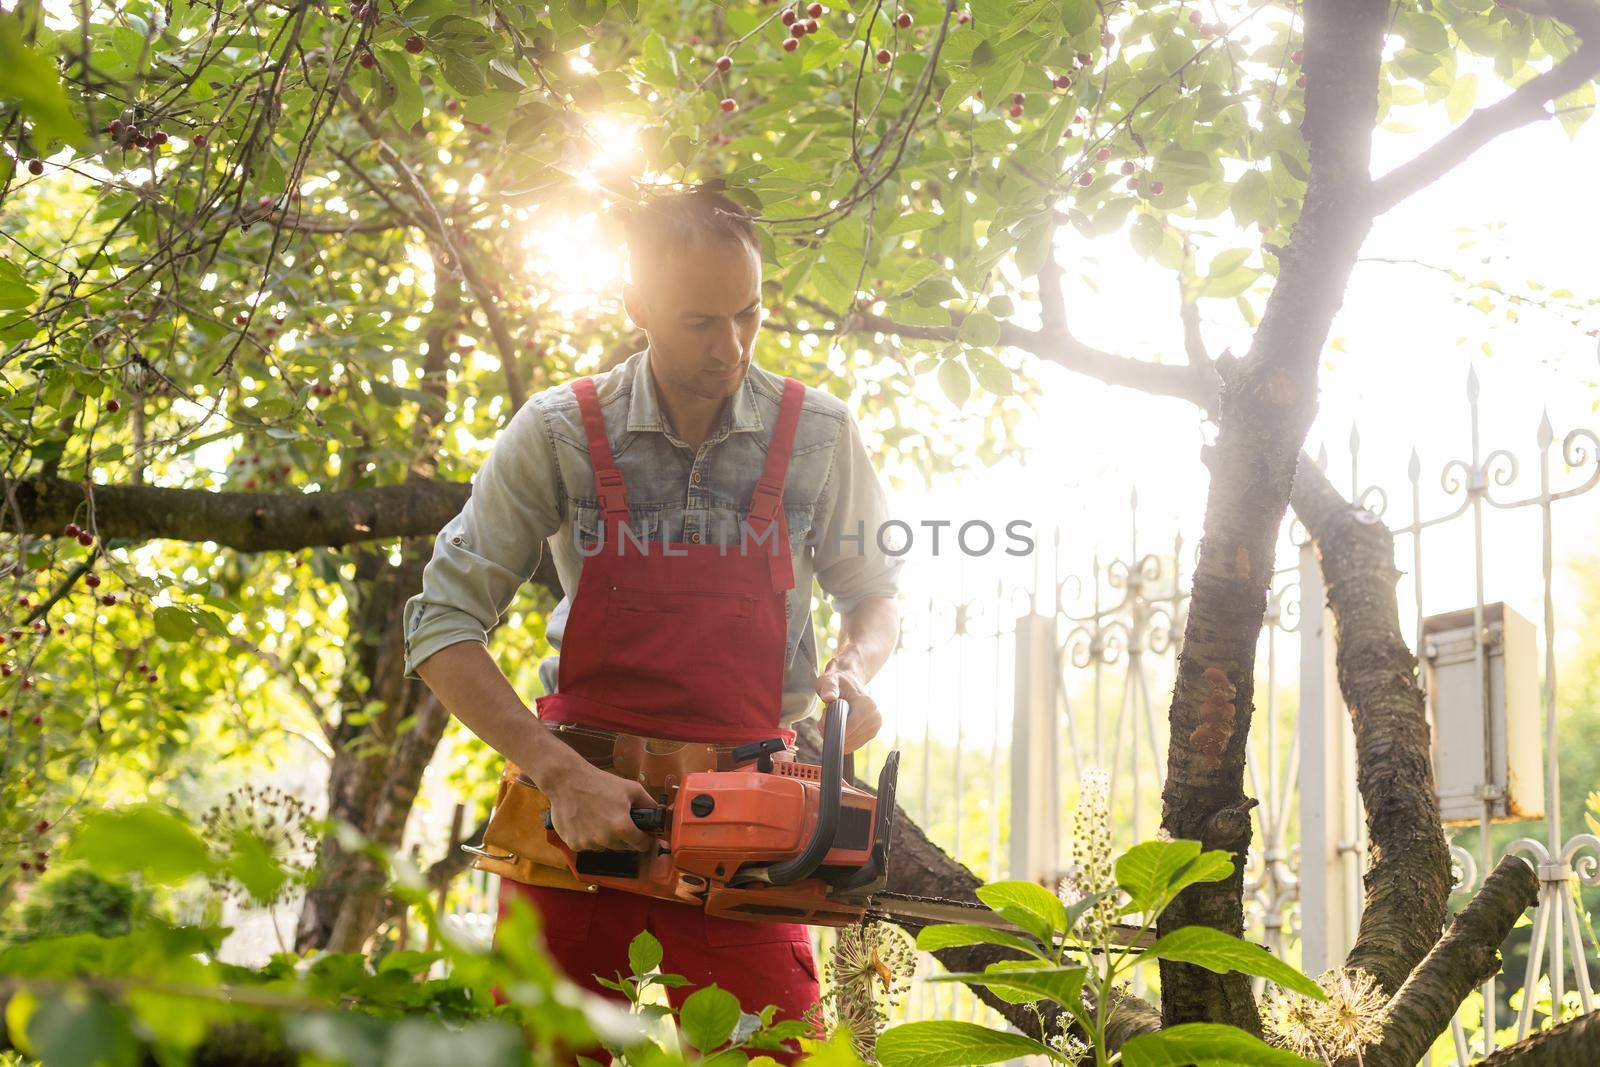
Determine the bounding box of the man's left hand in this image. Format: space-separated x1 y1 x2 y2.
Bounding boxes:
814 656 881 754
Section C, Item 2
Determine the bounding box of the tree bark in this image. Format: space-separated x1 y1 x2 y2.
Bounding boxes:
1155 0 1389 1031
1478 1008 1600 1066
1359 856 1539 1067
1290 456 1453 995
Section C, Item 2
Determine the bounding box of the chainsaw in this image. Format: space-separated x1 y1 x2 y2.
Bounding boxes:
500 698 1150 949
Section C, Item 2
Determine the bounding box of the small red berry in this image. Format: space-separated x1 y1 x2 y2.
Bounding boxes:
1127 177 1140 189
957 10 970 23
807 2 823 15
1120 161 1135 175
1295 73 1307 88
153 131 168 146
64 522 81 537
1189 10 1203 24
235 312 249 325
790 21 806 37
405 34 425 53
1101 31 1114 47
1078 172 1093 187
105 398 121 414
1076 51 1091 65
193 133 207 147
720 98 738 112
0 709 7 719
1053 74 1072 89
1150 180 1165 194
1291 49 1303 63
688 33 701 45
108 119 123 135
781 9 797 24
35 820 48 833
138 661 149 671
146 671 159 683
245 477 258 490
28 159 43 175
1012 92 1025 105
876 47 892 63
19 862 30 872
715 55 732 71
896 12 911 27
1096 147 1111 161
782 37 798 52
1008 102 1023 118
358 50 375 69
803 17 817 32
101 593 116 605
77 532 93 547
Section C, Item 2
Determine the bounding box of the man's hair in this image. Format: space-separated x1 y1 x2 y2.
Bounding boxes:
624 185 760 295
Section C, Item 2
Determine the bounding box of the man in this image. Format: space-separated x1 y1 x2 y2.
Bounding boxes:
403 187 903 1059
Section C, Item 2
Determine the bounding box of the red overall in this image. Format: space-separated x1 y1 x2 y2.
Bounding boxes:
495 374 820 1063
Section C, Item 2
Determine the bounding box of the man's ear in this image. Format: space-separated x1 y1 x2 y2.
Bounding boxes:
622 281 651 331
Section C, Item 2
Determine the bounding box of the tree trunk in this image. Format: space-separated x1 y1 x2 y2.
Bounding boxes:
1155 0 1389 1030
295 545 435 953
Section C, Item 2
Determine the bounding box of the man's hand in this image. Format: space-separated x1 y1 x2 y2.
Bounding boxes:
815 654 881 754
543 752 657 852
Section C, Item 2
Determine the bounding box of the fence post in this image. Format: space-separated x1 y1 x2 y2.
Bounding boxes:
1298 543 1358 974
1011 612 1060 883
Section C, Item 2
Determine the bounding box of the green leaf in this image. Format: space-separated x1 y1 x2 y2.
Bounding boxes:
1229 171 1270 229
1114 840 1233 915
225 829 290 905
153 605 199 642
974 881 1068 941
877 1021 1054 1067
374 51 423 129
1121 1023 1320 1066
927 963 1086 1007
967 350 1014 395
957 312 1001 347
679 985 741 1053
1141 926 1325 1000
915 923 1046 959
628 930 663 976
1129 214 1163 258
0 17 87 146
937 358 972 407
1444 73 1479 125
21 992 140 1067
64 805 220 884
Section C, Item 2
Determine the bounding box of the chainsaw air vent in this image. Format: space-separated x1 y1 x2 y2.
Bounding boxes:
773 762 821 781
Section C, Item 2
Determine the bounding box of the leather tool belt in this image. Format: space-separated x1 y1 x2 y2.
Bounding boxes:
463 720 795 891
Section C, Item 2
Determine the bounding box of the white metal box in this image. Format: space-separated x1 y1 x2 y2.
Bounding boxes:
1422 602 1543 825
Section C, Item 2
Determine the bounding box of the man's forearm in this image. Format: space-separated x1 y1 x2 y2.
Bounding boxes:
832 595 899 681
414 639 584 790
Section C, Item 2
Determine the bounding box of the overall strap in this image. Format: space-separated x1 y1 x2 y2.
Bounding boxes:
571 378 630 527
746 378 806 592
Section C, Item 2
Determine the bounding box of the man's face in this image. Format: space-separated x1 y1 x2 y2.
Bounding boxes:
625 236 763 402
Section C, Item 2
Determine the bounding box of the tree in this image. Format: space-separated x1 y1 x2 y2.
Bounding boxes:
3 0 1598 1061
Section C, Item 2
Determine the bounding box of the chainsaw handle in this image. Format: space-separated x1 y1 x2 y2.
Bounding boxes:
767 697 848 886
541 806 667 834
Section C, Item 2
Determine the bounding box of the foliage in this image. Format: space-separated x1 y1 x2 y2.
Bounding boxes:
878 782 1330 1066
0 803 872 1066
3 866 153 946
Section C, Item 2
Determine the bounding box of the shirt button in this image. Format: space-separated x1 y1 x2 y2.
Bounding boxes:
690 531 702 543
691 471 702 484
451 536 463 546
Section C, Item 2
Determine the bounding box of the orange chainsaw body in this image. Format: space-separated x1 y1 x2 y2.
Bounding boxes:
541 706 898 928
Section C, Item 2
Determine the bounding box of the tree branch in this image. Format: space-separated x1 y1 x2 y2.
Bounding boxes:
1368 38 1600 215
1360 855 1539 1067
1291 454 1453 995
797 296 1217 407
1478 1007 1600 1066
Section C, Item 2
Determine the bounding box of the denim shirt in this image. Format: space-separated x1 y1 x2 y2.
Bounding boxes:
401 347 904 729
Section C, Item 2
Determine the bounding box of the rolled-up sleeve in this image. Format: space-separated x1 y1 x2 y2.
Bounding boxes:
402 395 563 679
812 414 905 616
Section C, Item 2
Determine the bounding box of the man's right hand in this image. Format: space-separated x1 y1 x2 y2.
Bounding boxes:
542 754 658 853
